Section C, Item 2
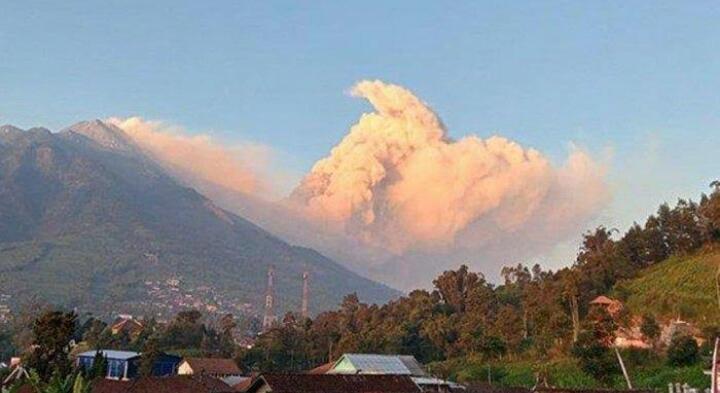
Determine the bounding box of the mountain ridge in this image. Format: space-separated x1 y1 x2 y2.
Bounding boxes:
0 120 399 319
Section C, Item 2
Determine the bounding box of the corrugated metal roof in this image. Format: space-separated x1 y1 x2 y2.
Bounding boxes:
329 354 426 376
77 350 140 360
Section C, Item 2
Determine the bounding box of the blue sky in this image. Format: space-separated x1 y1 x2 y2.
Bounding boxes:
1 1 719 254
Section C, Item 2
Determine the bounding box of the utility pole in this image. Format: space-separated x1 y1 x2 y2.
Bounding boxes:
712 338 719 393
262 265 277 331
301 270 310 319
615 347 633 389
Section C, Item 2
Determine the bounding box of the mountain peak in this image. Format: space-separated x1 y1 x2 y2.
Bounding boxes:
0 125 26 144
62 119 138 153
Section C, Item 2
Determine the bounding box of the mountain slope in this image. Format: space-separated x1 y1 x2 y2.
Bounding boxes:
0 121 399 318
614 247 720 324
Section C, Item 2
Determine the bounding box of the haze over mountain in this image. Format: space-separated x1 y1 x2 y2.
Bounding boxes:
0 120 399 317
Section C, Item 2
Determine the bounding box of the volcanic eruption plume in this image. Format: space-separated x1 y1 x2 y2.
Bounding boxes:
110 80 608 288
289 80 608 258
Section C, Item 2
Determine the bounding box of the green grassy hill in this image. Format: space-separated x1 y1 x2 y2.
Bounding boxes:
614 247 720 325
428 357 709 390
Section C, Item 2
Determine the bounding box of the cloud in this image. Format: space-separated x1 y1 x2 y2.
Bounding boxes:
107 117 279 197
287 80 609 279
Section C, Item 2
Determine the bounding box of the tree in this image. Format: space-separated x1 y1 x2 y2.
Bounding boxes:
160 309 204 349
433 265 481 313
24 370 91 393
24 310 78 380
139 336 161 377
667 335 699 366
640 314 660 346
571 331 619 385
87 351 108 379
218 314 237 357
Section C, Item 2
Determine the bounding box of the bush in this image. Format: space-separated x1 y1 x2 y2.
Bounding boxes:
571 331 619 385
667 335 699 366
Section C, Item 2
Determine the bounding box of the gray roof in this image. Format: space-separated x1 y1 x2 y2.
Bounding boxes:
77 350 140 360
330 354 426 376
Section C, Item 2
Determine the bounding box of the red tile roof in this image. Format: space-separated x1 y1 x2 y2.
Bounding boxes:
182 358 242 376
589 295 615 305
92 375 234 393
247 373 421 393
307 362 334 374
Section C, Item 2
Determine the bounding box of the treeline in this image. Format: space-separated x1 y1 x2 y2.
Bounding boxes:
79 310 238 358
238 183 720 375
0 308 250 383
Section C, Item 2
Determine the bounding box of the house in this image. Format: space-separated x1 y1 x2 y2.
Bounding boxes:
91 375 234 393
177 358 246 385
178 358 242 378
589 296 623 316
76 350 181 380
315 353 459 393
327 353 426 376
77 351 139 380
244 374 422 393
110 317 144 338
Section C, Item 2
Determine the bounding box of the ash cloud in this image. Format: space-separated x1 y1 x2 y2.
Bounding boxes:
110 80 609 290
107 117 275 197
288 81 608 260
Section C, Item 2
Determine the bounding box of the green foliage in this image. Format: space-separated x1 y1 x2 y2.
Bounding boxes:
138 337 161 377
617 249 720 324
632 364 708 390
667 335 699 367
571 331 619 386
87 351 107 379
640 314 661 343
23 370 91 393
24 310 78 380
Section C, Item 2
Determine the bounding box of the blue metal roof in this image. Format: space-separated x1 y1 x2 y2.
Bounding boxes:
77 350 140 360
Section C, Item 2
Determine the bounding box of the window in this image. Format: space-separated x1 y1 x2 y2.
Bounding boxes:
108 360 125 379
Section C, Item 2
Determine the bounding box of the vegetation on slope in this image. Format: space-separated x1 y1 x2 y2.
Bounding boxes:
233 180 720 387
616 247 720 326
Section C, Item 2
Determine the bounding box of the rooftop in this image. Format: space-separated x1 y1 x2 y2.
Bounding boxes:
327 354 426 376
92 375 233 393
77 350 140 360
181 358 242 375
247 374 421 393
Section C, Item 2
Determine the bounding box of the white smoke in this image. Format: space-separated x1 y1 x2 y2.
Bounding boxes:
289 80 609 259
108 80 609 289
107 117 278 197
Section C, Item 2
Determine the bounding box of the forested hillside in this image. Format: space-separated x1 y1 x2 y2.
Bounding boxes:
238 181 720 389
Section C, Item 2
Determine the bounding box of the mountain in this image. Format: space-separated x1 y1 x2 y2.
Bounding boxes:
0 120 399 319
614 246 720 325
